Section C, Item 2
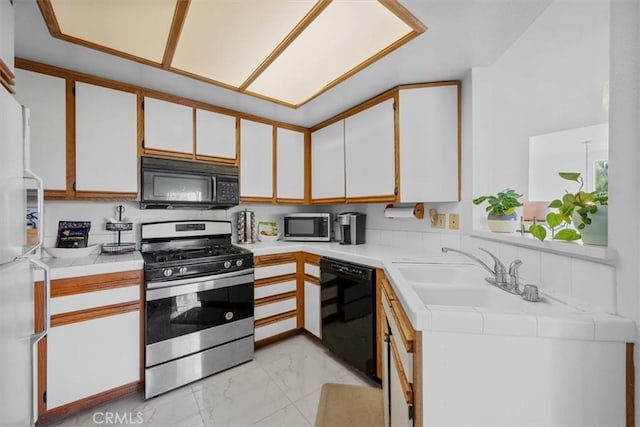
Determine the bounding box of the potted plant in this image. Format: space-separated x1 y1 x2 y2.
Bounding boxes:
529 172 608 245
473 189 523 233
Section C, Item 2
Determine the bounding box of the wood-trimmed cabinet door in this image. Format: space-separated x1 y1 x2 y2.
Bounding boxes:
240 119 274 201
195 108 237 164
344 97 396 202
398 83 460 203
143 96 193 155
303 254 321 338
74 82 138 195
311 120 345 203
14 69 67 195
0 0 14 93
276 127 305 203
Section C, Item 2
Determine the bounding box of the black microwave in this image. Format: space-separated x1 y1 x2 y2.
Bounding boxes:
282 213 331 242
140 156 239 209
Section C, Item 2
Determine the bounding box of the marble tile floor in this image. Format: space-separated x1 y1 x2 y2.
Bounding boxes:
48 334 380 427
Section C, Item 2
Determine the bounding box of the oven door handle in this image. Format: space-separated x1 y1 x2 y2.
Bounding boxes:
146 272 253 301
146 269 254 289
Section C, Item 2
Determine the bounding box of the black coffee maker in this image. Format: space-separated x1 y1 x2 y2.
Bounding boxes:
338 212 366 245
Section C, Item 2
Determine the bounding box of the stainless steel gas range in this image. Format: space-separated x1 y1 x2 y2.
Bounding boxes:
141 220 254 399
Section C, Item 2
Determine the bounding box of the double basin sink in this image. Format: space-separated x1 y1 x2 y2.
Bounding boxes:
393 262 573 314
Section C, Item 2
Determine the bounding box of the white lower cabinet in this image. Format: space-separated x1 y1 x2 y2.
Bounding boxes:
304 281 321 338
46 311 139 409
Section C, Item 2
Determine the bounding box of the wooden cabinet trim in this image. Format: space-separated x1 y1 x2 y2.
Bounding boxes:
254 252 298 266
255 291 297 307
35 381 140 426
304 275 320 285
254 309 297 328
390 334 414 405
382 276 415 353
303 253 321 265
255 273 297 287
74 191 137 200
310 88 397 132
628 342 635 427
310 197 346 204
345 195 397 204
0 58 15 94
413 331 423 427
51 301 140 327
36 270 142 298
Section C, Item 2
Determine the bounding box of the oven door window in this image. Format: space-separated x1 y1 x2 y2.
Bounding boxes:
146 283 253 345
142 170 213 203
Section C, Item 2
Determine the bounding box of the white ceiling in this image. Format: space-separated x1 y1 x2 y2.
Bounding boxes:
14 0 552 127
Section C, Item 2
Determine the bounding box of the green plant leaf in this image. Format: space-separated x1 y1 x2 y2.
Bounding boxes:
562 193 576 205
529 224 547 241
554 229 581 241
472 196 488 205
559 172 581 182
546 212 562 228
548 200 562 208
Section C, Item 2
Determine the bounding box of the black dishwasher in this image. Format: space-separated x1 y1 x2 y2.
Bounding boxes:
320 257 378 382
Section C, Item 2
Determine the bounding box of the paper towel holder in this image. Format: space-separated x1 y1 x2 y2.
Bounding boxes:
384 203 424 219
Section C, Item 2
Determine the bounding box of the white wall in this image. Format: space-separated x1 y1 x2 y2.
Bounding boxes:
471 0 609 205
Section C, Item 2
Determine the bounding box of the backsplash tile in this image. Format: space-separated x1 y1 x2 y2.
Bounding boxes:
516 247 542 284
540 252 572 298
570 258 616 314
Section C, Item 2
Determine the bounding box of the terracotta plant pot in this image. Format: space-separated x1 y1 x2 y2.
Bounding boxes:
573 205 608 246
487 212 519 233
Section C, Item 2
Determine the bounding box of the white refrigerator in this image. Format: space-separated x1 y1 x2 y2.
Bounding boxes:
0 86 49 426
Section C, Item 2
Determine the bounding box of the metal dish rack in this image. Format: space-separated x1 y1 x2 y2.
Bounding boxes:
102 205 136 254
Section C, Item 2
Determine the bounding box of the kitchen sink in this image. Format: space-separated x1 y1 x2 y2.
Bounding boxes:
394 262 486 285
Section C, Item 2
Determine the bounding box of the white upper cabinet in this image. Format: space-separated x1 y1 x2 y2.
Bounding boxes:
75 82 137 193
14 69 67 191
399 84 459 202
195 108 236 161
240 119 273 199
344 98 396 200
0 0 14 84
311 120 345 201
276 127 305 201
144 97 193 154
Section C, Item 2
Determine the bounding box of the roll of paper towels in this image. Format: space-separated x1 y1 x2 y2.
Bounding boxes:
384 206 417 218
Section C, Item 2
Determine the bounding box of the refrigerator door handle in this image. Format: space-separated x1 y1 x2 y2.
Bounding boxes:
23 169 44 257
28 258 50 425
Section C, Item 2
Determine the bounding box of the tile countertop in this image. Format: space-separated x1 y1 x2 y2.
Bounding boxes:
32 251 144 281
246 240 636 343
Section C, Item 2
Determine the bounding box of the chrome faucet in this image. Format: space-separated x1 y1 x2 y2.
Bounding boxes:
441 247 541 302
441 247 508 286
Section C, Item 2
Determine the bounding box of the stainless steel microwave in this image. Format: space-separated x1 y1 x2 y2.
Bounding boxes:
140 156 239 209
282 213 331 242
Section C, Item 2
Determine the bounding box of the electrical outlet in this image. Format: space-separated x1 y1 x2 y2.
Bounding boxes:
449 213 460 230
433 213 446 229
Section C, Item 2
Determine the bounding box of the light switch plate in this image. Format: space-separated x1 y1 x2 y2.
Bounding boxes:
433 213 446 229
449 213 460 230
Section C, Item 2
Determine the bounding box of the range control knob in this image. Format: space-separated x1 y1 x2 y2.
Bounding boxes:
235 259 244 267
224 260 232 269
179 267 188 275
163 269 173 277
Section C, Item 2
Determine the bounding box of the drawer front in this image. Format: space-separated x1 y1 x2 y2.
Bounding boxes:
255 315 297 342
51 285 139 315
254 280 296 299
304 263 320 278
254 253 297 266
383 294 414 381
255 297 297 321
254 263 296 280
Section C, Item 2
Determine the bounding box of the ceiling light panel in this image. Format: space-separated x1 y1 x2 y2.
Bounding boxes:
50 0 177 63
247 1 414 105
171 0 317 87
